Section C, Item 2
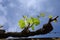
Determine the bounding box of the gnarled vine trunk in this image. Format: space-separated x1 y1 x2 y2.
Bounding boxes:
0 16 59 39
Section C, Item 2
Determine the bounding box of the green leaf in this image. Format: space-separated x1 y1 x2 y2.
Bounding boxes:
31 18 40 26
23 15 27 19
27 18 33 24
49 15 53 18
18 19 25 29
31 25 34 30
53 20 57 22
40 13 45 17
18 16 40 30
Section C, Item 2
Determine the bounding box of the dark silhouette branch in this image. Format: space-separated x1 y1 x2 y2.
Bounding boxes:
0 16 59 39
48 16 59 23
21 16 59 34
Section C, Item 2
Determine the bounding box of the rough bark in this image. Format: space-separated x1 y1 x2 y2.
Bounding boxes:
0 16 59 39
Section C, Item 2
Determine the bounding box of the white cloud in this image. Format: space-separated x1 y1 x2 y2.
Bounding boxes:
27 0 48 8
46 7 54 13
26 0 36 8
9 2 16 8
0 0 3 3
0 5 7 16
17 0 48 16
0 16 7 25
19 0 47 8
7 21 22 32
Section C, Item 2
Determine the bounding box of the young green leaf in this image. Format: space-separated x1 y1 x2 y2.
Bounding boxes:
31 25 34 30
53 20 57 22
18 16 40 30
31 18 40 26
18 19 25 29
27 18 33 24
23 15 27 19
49 15 53 18
40 13 45 17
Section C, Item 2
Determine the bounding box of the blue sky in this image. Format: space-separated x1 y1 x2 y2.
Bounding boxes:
0 0 60 38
